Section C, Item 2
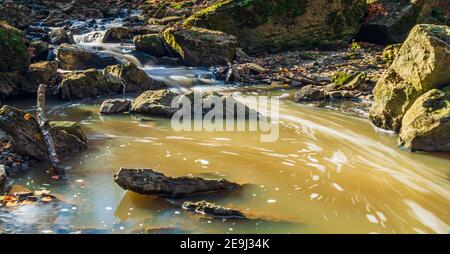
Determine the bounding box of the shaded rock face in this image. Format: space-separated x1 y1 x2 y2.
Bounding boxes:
29 41 50 63
114 168 241 197
0 21 30 73
131 89 180 116
0 72 30 99
357 0 441 45
0 1 36 29
25 61 59 93
99 99 131 114
184 0 366 54
56 44 120 70
49 28 74 45
59 69 120 99
163 27 238 66
102 27 133 43
0 106 87 161
182 201 246 219
370 24 450 132
134 34 168 58
104 63 167 93
295 85 325 101
399 87 450 152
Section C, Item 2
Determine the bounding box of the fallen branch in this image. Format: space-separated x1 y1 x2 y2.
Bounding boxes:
36 84 63 176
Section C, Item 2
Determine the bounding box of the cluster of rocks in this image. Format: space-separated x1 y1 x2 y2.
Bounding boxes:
370 24 450 152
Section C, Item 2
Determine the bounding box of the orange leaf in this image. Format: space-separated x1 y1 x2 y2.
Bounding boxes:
24 113 32 121
3 142 13 149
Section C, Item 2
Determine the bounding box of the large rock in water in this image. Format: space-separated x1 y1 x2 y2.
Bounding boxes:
357 0 442 45
183 0 366 54
131 90 257 118
114 168 241 197
399 87 450 152
369 24 450 131
57 44 120 70
131 89 180 116
103 63 166 92
134 34 168 58
59 69 121 99
162 27 238 66
0 21 30 73
0 106 87 161
99 99 131 114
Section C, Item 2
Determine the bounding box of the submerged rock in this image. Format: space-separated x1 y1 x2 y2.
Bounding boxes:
57 44 120 70
163 26 238 66
99 99 131 114
0 21 30 73
182 201 246 219
0 106 87 162
114 168 241 197
184 0 366 54
134 34 168 58
370 24 450 131
59 69 120 99
104 63 166 92
399 87 450 152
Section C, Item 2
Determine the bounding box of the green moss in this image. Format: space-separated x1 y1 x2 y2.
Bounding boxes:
332 72 355 87
184 0 366 54
0 21 29 73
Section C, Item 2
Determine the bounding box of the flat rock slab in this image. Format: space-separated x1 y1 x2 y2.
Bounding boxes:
114 168 241 198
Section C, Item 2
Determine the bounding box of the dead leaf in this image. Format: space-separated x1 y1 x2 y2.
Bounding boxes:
41 196 52 202
24 113 32 121
34 133 42 141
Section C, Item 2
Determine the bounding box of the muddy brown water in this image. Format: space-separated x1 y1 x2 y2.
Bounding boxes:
3 86 449 234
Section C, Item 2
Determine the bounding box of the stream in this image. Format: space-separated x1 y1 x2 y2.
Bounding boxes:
2 17 449 234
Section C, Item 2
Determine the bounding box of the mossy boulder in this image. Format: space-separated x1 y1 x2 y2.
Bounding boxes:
370 24 450 131
134 34 168 58
59 69 121 99
104 63 167 92
57 44 120 70
399 87 450 152
184 0 366 54
0 106 87 161
0 21 30 73
162 26 238 66
49 121 87 143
